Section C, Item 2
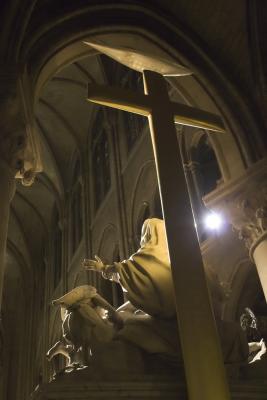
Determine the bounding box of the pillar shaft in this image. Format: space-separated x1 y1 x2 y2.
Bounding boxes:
0 67 41 310
204 158 267 301
223 163 267 300
0 159 15 309
253 238 267 300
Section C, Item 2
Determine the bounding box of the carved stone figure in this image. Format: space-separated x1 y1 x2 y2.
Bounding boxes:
82 218 254 367
47 218 267 377
46 285 123 369
83 218 176 319
47 284 181 373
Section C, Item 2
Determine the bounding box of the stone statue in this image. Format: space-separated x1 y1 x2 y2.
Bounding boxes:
47 218 266 377
46 285 123 370
47 283 181 374
83 218 176 319
82 218 257 367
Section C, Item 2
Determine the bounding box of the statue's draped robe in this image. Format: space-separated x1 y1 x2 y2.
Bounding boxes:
104 218 249 363
109 219 176 319
50 218 249 365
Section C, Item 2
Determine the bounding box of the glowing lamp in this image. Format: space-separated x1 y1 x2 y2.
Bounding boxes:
204 212 223 231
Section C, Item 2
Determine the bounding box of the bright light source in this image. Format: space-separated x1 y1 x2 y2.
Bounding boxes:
204 212 223 231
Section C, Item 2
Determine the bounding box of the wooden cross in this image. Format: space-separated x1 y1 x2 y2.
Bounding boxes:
87 70 230 400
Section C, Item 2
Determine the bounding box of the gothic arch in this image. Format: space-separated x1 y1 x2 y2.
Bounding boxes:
21 3 265 166
68 149 82 190
7 209 32 274
130 160 157 249
6 241 33 299
49 307 62 348
190 132 223 197
96 223 120 304
68 155 83 257
222 258 263 321
97 223 119 263
189 131 224 181
87 107 112 214
170 88 242 182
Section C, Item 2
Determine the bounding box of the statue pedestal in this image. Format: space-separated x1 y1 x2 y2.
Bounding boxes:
30 356 267 400
31 372 267 400
31 374 186 399
34 328 267 399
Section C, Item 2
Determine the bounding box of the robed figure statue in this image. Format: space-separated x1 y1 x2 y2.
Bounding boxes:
84 218 175 319
47 218 266 376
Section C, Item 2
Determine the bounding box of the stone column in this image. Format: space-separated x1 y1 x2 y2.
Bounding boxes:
0 159 16 307
204 158 267 301
0 122 27 309
230 182 267 300
0 67 41 310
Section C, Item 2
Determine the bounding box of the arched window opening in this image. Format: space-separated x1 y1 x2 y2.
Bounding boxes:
70 158 83 256
53 208 62 288
122 69 147 152
193 134 222 197
92 110 111 210
189 134 223 242
100 55 147 153
111 246 124 308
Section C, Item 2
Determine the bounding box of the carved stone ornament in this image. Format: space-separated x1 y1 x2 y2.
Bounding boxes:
203 158 267 260
0 129 26 172
227 182 267 258
0 68 42 185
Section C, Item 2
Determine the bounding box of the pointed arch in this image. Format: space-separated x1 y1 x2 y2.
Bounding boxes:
89 108 112 211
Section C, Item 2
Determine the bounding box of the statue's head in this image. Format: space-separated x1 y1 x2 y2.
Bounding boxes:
240 307 257 331
140 218 167 248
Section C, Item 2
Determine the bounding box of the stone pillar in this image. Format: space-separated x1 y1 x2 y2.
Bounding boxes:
204 158 267 302
0 67 41 310
230 182 267 300
0 118 26 309
0 159 16 307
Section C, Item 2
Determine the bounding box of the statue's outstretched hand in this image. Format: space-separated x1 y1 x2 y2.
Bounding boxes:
82 255 104 272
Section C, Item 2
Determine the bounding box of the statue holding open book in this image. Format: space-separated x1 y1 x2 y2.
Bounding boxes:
47 218 265 376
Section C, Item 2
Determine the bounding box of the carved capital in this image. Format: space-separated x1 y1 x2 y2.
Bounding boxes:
0 68 24 172
0 130 26 172
229 190 267 255
0 66 42 185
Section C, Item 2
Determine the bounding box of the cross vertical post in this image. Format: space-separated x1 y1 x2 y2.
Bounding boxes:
143 70 230 400
87 69 231 400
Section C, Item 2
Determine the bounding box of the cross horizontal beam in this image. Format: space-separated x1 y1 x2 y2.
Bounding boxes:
87 83 225 133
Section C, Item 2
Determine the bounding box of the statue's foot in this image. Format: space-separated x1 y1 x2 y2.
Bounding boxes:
58 363 88 374
53 363 83 379
71 362 87 370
